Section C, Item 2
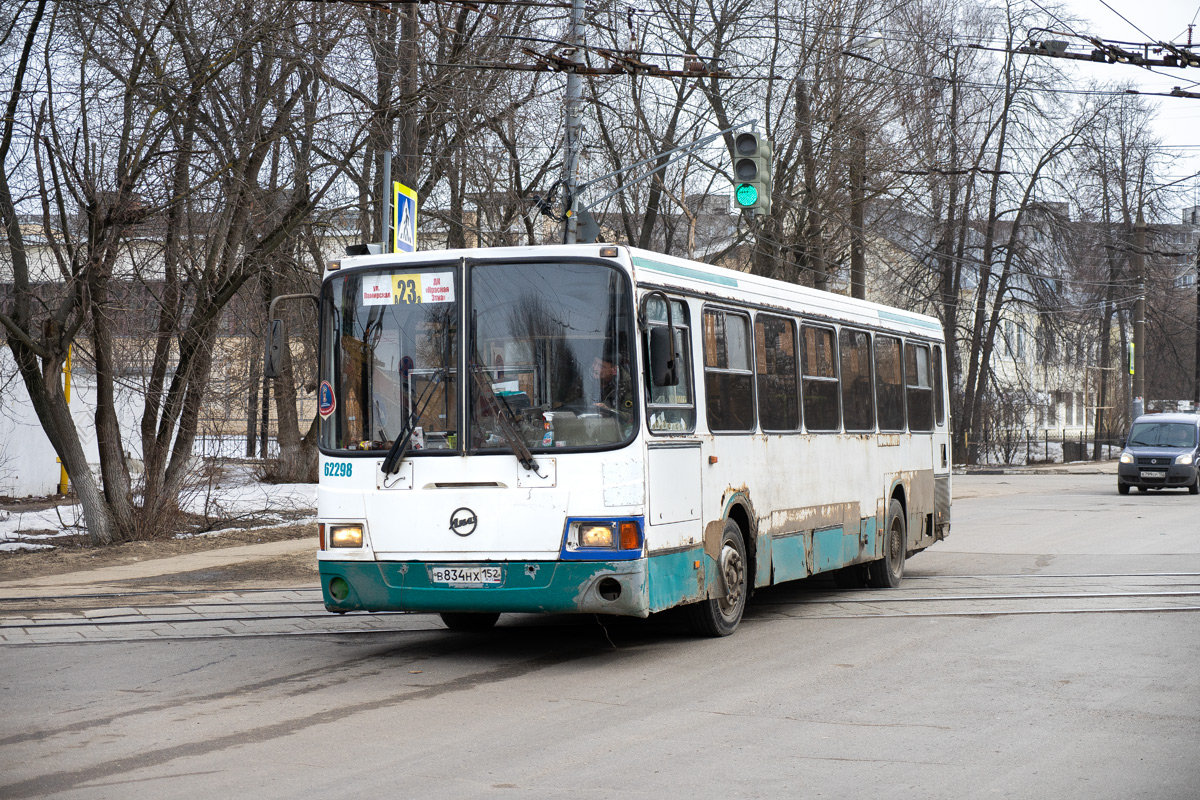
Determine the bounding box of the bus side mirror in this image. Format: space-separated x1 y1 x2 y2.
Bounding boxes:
649 326 677 387
264 319 283 379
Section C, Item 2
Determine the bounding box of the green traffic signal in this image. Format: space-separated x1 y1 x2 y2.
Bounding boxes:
735 183 759 206
731 131 772 214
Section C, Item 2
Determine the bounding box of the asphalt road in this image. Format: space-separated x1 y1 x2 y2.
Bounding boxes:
2 472 1198 799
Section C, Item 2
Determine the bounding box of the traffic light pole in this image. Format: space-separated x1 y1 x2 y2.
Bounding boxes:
1133 210 1145 418
579 122 749 205
561 0 585 244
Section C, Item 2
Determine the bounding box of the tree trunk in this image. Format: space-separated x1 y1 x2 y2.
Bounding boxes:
270 305 319 483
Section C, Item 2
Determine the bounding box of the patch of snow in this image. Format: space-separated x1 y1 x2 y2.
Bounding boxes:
0 542 56 552
1 461 317 548
0 507 86 543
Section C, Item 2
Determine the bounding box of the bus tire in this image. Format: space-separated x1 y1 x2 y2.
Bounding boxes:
687 518 748 637
868 499 906 589
440 612 500 632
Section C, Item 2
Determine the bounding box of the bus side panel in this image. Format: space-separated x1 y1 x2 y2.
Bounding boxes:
769 531 807 583
647 547 706 612
812 526 847 572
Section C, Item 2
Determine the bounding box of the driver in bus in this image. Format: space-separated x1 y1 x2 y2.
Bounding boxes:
592 353 632 419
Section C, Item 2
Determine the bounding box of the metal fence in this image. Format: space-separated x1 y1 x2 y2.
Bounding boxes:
975 429 1122 466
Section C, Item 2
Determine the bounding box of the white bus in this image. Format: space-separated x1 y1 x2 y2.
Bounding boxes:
306 243 950 636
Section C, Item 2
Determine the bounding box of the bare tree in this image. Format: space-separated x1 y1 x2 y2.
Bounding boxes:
1 0 350 541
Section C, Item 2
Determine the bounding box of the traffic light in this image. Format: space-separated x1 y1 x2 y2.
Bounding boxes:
732 131 772 215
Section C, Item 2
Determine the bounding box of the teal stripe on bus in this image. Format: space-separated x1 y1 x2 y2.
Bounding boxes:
877 309 943 333
632 256 739 288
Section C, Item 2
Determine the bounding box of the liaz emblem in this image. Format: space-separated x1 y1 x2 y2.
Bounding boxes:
449 507 478 536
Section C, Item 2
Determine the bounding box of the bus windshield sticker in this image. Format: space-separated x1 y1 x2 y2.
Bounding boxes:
318 380 336 419
392 272 455 304
362 278 394 306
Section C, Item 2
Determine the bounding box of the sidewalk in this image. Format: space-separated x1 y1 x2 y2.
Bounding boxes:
0 537 315 599
958 459 1118 476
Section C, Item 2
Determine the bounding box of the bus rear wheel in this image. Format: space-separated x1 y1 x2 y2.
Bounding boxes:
687 518 747 637
868 499 906 589
440 612 500 632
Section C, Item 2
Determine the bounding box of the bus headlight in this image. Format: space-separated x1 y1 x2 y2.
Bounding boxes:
1177 453 1194 465
577 523 615 548
564 519 644 554
1120 451 1134 464
329 524 364 548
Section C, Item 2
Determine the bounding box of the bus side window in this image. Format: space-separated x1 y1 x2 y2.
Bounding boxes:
703 308 756 432
801 324 840 431
755 314 799 431
906 342 934 432
840 327 875 431
643 297 695 433
932 344 946 426
875 335 905 432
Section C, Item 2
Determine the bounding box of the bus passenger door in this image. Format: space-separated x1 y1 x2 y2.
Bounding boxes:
645 442 704 610
932 345 951 538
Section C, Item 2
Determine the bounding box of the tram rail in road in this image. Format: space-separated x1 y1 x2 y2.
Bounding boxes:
3 571 1198 645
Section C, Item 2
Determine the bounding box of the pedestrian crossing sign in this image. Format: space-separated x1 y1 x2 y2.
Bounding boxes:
393 181 417 253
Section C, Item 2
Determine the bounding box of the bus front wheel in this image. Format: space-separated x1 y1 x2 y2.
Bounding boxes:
687 518 748 637
440 612 500 632
868 499 906 589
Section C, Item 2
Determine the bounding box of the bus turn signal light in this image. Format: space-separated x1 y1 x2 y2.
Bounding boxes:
318 523 326 550
619 521 640 550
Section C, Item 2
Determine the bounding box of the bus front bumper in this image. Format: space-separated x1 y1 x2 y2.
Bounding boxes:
319 559 651 618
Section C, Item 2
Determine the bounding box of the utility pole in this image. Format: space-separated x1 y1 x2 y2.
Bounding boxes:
510 4 731 240
381 151 392 253
849 125 866 300
1194 232 1200 406
399 2 419 190
561 0 585 244
1133 210 1146 418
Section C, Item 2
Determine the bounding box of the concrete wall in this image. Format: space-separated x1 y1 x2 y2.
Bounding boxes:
0 351 105 497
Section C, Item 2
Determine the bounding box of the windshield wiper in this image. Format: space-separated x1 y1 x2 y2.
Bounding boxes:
381 372 443 475
470 360 539 473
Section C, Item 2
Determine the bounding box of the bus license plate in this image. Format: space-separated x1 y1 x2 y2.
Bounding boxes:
1140 470 1166 479
428 565 502 586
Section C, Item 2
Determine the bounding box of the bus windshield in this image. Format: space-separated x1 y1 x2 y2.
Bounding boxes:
470 261 635 451
319 260 635 454
320 268 459 452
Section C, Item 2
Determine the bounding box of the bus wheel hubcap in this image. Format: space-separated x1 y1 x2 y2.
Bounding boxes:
889 520 902 569
718 544 744 614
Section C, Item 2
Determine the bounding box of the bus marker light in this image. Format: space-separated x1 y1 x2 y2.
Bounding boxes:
330 524 364 548
599 246 619 258
619 521 640 550
709 456 719 464
318 523 326 550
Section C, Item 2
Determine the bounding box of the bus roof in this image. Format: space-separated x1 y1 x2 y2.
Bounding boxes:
326 243 944 341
